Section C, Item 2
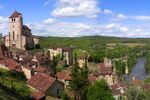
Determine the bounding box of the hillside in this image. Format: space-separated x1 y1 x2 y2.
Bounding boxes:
39 36 150 50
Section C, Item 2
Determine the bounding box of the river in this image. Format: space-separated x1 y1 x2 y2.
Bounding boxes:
125 57 148 81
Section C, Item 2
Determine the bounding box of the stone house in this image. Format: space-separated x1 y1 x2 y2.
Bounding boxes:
48 46 73 65
27 73 64 99
77 54 88 68
110 82 128 100
56 72 71 87
0 44 12 59
93 58 118 85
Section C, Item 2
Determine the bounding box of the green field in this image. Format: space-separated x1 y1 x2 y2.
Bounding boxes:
39 36 150 50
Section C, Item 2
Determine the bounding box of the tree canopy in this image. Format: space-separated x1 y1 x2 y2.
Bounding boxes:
86 79 115 100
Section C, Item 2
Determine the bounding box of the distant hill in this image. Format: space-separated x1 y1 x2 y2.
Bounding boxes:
39 36 150 50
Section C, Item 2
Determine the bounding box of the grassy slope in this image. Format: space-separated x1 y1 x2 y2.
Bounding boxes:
39 36 150 50
0 88 21 100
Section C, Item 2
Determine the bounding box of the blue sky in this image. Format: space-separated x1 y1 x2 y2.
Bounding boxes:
1 0 150 37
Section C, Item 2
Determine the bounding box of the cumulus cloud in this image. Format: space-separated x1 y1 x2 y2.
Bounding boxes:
44 0 53 6
132 16 150 21
51 0 101 18
117 14 150 21
117 14 127 19
0 16 8 35
26 18 150 38
43 18 57 24
104 9 113 14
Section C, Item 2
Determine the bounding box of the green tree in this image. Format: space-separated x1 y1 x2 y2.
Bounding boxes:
115 60 126 77
125 86 146 100
70 53 89 100
86 79 114 100
51 56 58 75
61 91 69 100
35 44 40 49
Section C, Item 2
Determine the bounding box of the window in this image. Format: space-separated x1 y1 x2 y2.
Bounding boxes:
13 31 15 39
12 19 13 22
14 18 15 22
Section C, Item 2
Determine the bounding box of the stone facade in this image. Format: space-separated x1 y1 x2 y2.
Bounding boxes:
4 11 39 50
48 46 73 65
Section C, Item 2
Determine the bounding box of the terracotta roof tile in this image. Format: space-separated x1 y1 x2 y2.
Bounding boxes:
143 84 150 91
0 58 20 71
27 73 56 92
9 11 21 18
99 63 112 75
111 82 128 96
56 72 71 80
88 74 97 83
34 66 47 72
131 78 142 86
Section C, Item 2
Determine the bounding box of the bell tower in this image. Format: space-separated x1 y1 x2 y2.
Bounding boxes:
9 11 23 49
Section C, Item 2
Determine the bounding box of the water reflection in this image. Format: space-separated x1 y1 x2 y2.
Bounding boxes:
125 57 148 81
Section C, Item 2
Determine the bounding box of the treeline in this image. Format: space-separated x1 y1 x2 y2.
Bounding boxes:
145 51 150 73
39 36 150 50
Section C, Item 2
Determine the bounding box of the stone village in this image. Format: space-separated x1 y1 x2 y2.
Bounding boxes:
0 11 150 100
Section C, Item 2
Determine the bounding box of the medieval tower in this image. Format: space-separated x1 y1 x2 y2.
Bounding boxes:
9 11 23 49
4 11 39 50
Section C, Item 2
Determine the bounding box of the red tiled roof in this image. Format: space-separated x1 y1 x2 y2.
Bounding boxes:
5 59 20 70
111 82 128 96
0 58 20 71
56 72 71 80
99 63 112 75
111 82 127 90
9 11 21 18
34 66 47 72
131 78 142 86
143 84 150 91
27 73 56 92
31 91 45 100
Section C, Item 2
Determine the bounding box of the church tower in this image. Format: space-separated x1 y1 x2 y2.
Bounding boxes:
8 11 23 49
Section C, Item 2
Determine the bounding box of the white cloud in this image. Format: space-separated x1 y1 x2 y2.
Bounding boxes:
117 14 150 21
44 0 53 6
27 19 145 37
0 16 8 35
51 0 101 18
0 16 149 38
132 16 150 21
104 9 113 14
43 18 57 24
117 14 127 19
